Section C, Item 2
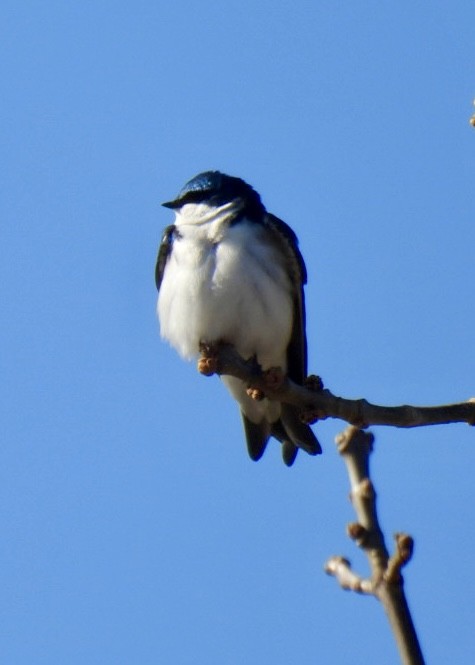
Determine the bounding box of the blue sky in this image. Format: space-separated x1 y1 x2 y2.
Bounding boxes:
1 1 474 663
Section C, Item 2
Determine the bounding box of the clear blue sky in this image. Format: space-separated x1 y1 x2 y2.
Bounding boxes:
1 2 474 663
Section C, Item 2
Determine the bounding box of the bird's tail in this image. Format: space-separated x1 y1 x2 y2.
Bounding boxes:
241 406 322 467
277 404 322 465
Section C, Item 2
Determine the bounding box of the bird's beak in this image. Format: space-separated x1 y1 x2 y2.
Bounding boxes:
162 199 181 209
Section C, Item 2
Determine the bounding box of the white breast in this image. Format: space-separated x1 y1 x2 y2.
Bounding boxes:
158 204 294 371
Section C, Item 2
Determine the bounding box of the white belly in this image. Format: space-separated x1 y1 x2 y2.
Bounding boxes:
157 218 293 371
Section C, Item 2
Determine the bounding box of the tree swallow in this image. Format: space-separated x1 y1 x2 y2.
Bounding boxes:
156 171 322 465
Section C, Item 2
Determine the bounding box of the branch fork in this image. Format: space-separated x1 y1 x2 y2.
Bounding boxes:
195 342 471 663
326 426 425 665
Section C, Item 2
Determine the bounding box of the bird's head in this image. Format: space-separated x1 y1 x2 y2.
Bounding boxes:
162 171 265 220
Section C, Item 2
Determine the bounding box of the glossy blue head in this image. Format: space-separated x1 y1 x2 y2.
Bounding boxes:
162 171 265 218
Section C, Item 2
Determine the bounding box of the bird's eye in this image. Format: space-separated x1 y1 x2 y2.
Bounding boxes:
208 193 227 206
182 190 210 205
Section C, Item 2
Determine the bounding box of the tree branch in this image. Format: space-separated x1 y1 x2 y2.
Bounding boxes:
199 343 475 430
325 426 425 665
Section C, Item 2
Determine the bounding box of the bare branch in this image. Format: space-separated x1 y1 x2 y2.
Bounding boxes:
200 343 475 430
324 556 373 594
326 426 425 665
385 533 414 584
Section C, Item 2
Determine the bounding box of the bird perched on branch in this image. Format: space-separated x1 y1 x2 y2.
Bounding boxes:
156 171 321 465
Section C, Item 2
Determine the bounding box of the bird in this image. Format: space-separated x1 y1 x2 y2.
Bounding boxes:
155 170 322 466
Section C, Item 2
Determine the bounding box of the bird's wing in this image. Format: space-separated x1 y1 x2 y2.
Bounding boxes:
264 213 308 383
241 416 270 462
264 213 322 461
155 225 176 291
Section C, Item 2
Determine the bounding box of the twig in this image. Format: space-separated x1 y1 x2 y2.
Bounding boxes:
325 426 425 665
199 343 475 429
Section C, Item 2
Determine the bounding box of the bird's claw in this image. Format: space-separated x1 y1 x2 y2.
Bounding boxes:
304 374 324 391
246 387 265 401
198 342 220 376
301 375 325 423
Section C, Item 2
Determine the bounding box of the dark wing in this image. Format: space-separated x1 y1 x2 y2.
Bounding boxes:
241 416 270 462
265 213 308 383
155 225 176 291
264 213 322 462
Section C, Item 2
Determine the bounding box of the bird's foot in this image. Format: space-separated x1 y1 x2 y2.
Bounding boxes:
198 341 221 376
301 374 325 424
304 374 324 391
246 387 265 401
246 366 284 401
